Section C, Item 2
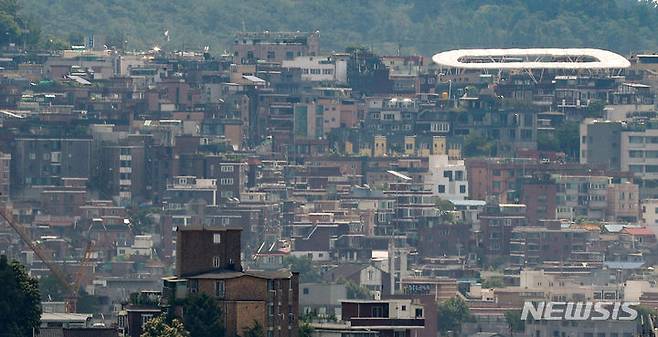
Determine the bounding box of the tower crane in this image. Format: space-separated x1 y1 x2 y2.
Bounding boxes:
0 207 94 312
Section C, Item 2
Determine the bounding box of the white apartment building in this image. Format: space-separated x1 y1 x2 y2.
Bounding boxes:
281 55 348 83
424 154 468 200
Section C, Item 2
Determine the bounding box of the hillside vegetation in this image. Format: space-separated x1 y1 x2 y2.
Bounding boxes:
16 0 658 55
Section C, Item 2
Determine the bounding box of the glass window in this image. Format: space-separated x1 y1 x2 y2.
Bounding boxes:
629 150 644 158
629 136 644 144
630 165 644 173
215 280 225 298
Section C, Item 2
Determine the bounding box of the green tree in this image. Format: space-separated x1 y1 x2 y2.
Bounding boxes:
343 279 370 300
14 0 658 55
437 297 472 334
299 322 313 337
634 304 657 322
586 101 605 118
536 132 560 152
129 207 158 234
39 275 66 301
183 294 224 337
68 31 84 46
242 320 264 337
481 277 504 289
504 310 525 336
141 316 189 337
41 36 68 50
555 121 580 161
463 133 494 158
0 255 42 337
283 256 321 283
77 289 101 313
435 199 456 223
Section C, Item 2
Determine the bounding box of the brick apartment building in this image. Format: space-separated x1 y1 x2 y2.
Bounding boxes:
11 137 92 197
479 203 528 261
167 228 300 337
509 220 596 267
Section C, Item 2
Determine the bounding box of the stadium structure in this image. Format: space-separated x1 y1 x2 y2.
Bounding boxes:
432 48 631 82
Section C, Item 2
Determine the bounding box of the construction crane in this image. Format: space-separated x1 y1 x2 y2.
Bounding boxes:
0 207 93 312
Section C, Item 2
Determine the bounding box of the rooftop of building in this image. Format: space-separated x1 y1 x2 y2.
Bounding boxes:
184 269 294 280
433 48 630 70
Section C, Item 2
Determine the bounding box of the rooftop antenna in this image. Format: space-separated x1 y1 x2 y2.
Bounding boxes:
242 19 246 32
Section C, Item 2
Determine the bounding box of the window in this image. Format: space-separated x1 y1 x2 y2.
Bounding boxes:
629 150 644 158
220 165 234 172
443 171 453 181
213 256 221 268
267 51 275 59
189 280 198 293
372 306 384 317
630 165 644 173
215 280 225 298
401 305 406 311
438 185 446 193
629 136 644 144
303 288 309 295
213 233 221 243
220 178 234 185
460 185 466 194
142 314 154 328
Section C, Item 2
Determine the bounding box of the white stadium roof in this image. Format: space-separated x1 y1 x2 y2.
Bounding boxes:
432 48 630 70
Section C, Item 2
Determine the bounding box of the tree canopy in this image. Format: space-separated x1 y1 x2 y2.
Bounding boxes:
183 294 225 337
242 320 264 337
504 310 525 335
437 297 473 334
0 255 42 337
141 316 189 337
283 255 321 283
15 0 658 55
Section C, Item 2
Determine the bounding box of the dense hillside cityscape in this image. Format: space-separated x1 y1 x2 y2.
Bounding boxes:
4 1 658 337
